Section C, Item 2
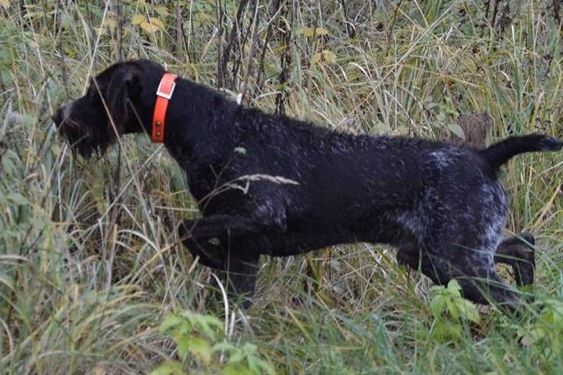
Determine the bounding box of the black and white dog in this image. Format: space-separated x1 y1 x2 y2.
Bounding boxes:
53 60 561 311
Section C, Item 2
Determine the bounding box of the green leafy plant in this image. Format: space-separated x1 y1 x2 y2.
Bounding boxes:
428 280 480 343
215 342 275 375
518 299 563 359
152 311 274 375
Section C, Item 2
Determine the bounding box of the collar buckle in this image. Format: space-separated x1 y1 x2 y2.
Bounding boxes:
156 80 176 100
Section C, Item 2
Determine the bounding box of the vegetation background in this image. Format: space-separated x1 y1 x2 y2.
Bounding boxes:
0 0 561 374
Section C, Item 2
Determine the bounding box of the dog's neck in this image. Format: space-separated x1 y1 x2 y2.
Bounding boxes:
152 78 239 165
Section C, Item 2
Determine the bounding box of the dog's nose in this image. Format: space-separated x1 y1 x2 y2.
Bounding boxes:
52 109 62 126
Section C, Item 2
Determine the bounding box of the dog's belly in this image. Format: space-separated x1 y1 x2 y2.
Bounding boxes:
283 207 412 249
256 216 409 257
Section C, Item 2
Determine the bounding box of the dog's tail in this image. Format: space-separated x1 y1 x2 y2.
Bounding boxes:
480 134 562 170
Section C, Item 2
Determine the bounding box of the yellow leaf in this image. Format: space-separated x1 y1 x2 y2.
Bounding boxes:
299 27 314 37
315 27 329 36
132 14 145 25
149 17 165 29
311 53 321 65
300 26 329 37
140 21 160 33
154 6 170 17
0 0 9 10
311 50 337 65
322 49 337 63
91 365 107 375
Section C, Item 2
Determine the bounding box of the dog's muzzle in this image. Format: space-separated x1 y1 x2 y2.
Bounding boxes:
52 103 72 128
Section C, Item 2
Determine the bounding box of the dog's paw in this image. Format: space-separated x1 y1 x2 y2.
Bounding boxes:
183 238 226 270
518 232 535 246
177 221 227 270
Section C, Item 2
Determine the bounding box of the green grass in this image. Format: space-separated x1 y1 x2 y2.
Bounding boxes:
1 1 562 374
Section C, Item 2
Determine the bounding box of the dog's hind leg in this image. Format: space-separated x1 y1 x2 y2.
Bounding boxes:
396 241 422 270
417 244 522 312
494 233 535 286
400 233 536 288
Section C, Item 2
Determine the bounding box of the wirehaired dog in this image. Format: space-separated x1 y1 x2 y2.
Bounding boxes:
53 60 561 311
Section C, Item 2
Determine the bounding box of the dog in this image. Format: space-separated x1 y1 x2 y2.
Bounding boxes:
53 60 561 311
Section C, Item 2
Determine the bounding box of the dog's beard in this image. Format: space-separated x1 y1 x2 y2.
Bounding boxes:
58 118 114 158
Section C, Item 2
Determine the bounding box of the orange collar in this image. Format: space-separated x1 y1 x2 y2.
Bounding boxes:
151 72 178 143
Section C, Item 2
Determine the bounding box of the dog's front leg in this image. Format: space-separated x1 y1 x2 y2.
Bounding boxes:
180 235 226 269
180 232 260 307
181 215 263 238
179 209 287 242
177 216 272 269
177 216 278 307
218 252 260 308
177 206 308 308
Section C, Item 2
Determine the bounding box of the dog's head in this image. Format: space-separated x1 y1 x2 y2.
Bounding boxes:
53 60 165 157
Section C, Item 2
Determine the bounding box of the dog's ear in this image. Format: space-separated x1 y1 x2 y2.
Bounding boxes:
105 65 143 130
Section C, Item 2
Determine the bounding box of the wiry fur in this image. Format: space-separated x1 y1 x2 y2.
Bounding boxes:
53 60 562 311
